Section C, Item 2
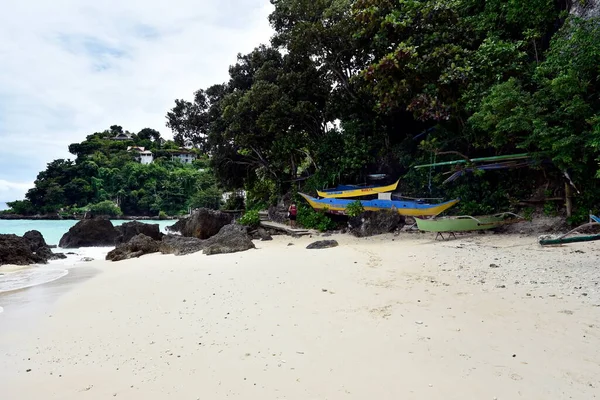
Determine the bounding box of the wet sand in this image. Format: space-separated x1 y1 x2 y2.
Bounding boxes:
0 233 599 399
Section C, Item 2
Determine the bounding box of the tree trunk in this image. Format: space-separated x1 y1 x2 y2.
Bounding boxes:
565 182 573 218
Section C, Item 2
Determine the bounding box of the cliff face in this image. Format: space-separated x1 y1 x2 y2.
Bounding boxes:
570 0 600 18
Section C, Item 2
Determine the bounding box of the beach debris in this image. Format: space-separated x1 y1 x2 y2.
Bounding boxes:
80 257 94 262
415 321 424 325
26 369 31 372
306 240 339 249
489 263 500 268
495 285 506 289
287 243 294 246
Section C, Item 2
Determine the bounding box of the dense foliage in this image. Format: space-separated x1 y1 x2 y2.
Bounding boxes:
7 2 600 222
7 126 222 216
164 1 600 219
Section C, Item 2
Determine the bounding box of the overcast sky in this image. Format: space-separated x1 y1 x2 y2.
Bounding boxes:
0 0 274 208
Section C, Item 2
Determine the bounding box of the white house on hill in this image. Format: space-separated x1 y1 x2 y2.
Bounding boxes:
127 146 154 164
112 132 133 141
171 150 196 164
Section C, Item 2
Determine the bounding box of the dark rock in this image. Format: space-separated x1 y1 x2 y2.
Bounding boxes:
179 209 233 239
160 235 205 256
0 234 45 265
106 234 160 261
348 211 404 237
23 230 48 250
0 231 66 265
256 227 273 241
166 218 187 234
203 224 255 255
59 217 119 248
115 221 163 244
306 240 339 249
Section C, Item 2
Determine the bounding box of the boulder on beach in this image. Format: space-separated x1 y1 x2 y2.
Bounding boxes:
59 217 119 248
306 240 339 249
160 235 206 256
203 224 256 255
115 221 163 244
106 234 161 262
0 230 64 265
179 208 233 239
0 234 45 265
252 227 273 241
160 224 256 256
166 218 186 234
348 211 404 237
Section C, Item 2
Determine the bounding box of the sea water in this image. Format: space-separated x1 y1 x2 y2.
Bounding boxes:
0 219 174 294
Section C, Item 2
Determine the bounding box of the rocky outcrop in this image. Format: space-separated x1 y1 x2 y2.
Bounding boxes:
306 240 339 249
0 231 65 265
179 209 233 239
203 224 256 255
0 234 45 265
115 221 163 244
251 227 273 241
160 224 256 256
160 235 206 256
59 217 119 248
348 211 405 237
106 234 161 261
166 218 186 234
570 0 600 18
23 230 66 260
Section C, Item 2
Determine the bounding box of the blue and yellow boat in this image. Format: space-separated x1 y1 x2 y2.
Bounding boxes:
299 193 459 217
317 179 400 199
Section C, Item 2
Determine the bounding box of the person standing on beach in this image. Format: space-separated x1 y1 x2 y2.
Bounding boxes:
288 203 297 228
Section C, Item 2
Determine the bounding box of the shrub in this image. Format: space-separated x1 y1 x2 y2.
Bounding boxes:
238 209 260 228
158 210 168 219
297 204 336 232
346 200 365 217
89 200 123 216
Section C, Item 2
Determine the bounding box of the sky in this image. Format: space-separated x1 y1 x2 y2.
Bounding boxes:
0 0 274 209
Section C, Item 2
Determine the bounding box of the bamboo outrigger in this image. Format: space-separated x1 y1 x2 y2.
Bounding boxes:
539 215 600 246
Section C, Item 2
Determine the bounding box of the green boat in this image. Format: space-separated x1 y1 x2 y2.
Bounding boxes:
415 213 523 240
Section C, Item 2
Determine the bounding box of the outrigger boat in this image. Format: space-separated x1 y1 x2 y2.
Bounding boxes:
299 193 459 216
415 212 524 240
317 179 400 199
539 215 600 246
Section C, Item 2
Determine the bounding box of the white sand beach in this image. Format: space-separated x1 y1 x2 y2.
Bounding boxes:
1 232 599 399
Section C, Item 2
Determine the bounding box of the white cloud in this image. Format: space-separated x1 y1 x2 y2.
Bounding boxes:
0 0 274 197
0 179 33 209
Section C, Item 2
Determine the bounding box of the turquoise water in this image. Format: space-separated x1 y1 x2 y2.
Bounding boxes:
0 219 175 296
0 219 174 246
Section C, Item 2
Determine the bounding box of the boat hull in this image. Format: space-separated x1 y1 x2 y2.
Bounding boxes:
299 193 459 217
414 215 505 232
317 180 400 199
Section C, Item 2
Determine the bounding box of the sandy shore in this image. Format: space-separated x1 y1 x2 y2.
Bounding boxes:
1 232 599 399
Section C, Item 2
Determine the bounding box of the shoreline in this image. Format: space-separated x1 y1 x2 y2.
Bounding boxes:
1 233 599 398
